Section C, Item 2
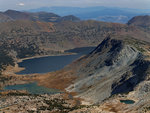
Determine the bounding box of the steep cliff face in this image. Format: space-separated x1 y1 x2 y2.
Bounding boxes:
65 36 150 104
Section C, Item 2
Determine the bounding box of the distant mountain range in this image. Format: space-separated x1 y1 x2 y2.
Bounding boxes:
28 6 150 23
0 10 80 23
1 7 150 23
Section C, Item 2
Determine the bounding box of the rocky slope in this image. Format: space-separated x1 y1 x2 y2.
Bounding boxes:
66 36 150 104
36 36 150 112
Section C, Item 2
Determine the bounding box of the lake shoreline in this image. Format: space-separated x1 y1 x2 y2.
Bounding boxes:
13 51 79 75
17 52 76 64
17 46 96 64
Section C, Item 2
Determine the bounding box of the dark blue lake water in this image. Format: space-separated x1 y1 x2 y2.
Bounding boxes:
120 100 135 104
17 47 95 75
3 47 95 94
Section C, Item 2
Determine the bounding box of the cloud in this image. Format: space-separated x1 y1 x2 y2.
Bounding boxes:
17 3 25 6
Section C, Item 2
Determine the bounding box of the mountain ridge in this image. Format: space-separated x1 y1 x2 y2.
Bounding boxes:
128 15 150 28
28 6 150 23
0 10 80 23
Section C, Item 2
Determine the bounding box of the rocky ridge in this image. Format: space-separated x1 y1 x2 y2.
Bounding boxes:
128 15 150 29
65 36 150 104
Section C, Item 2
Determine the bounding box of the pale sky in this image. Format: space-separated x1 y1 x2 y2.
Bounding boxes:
0 0 150 11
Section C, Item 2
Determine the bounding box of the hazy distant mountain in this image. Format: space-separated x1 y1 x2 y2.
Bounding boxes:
0 10 80 23
56 15 80 22
30 12 61 22
28 6 150 23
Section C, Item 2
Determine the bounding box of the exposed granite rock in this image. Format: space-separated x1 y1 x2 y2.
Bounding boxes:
66 36 150 104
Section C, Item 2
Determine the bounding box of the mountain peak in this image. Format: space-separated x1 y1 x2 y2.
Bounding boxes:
0 10 80 23
127 15 150 28
4 9 20 13
4 9 31 20
90 36 123 55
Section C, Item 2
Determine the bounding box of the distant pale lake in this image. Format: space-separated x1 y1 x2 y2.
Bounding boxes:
17 47 95 74
4 82 61 95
